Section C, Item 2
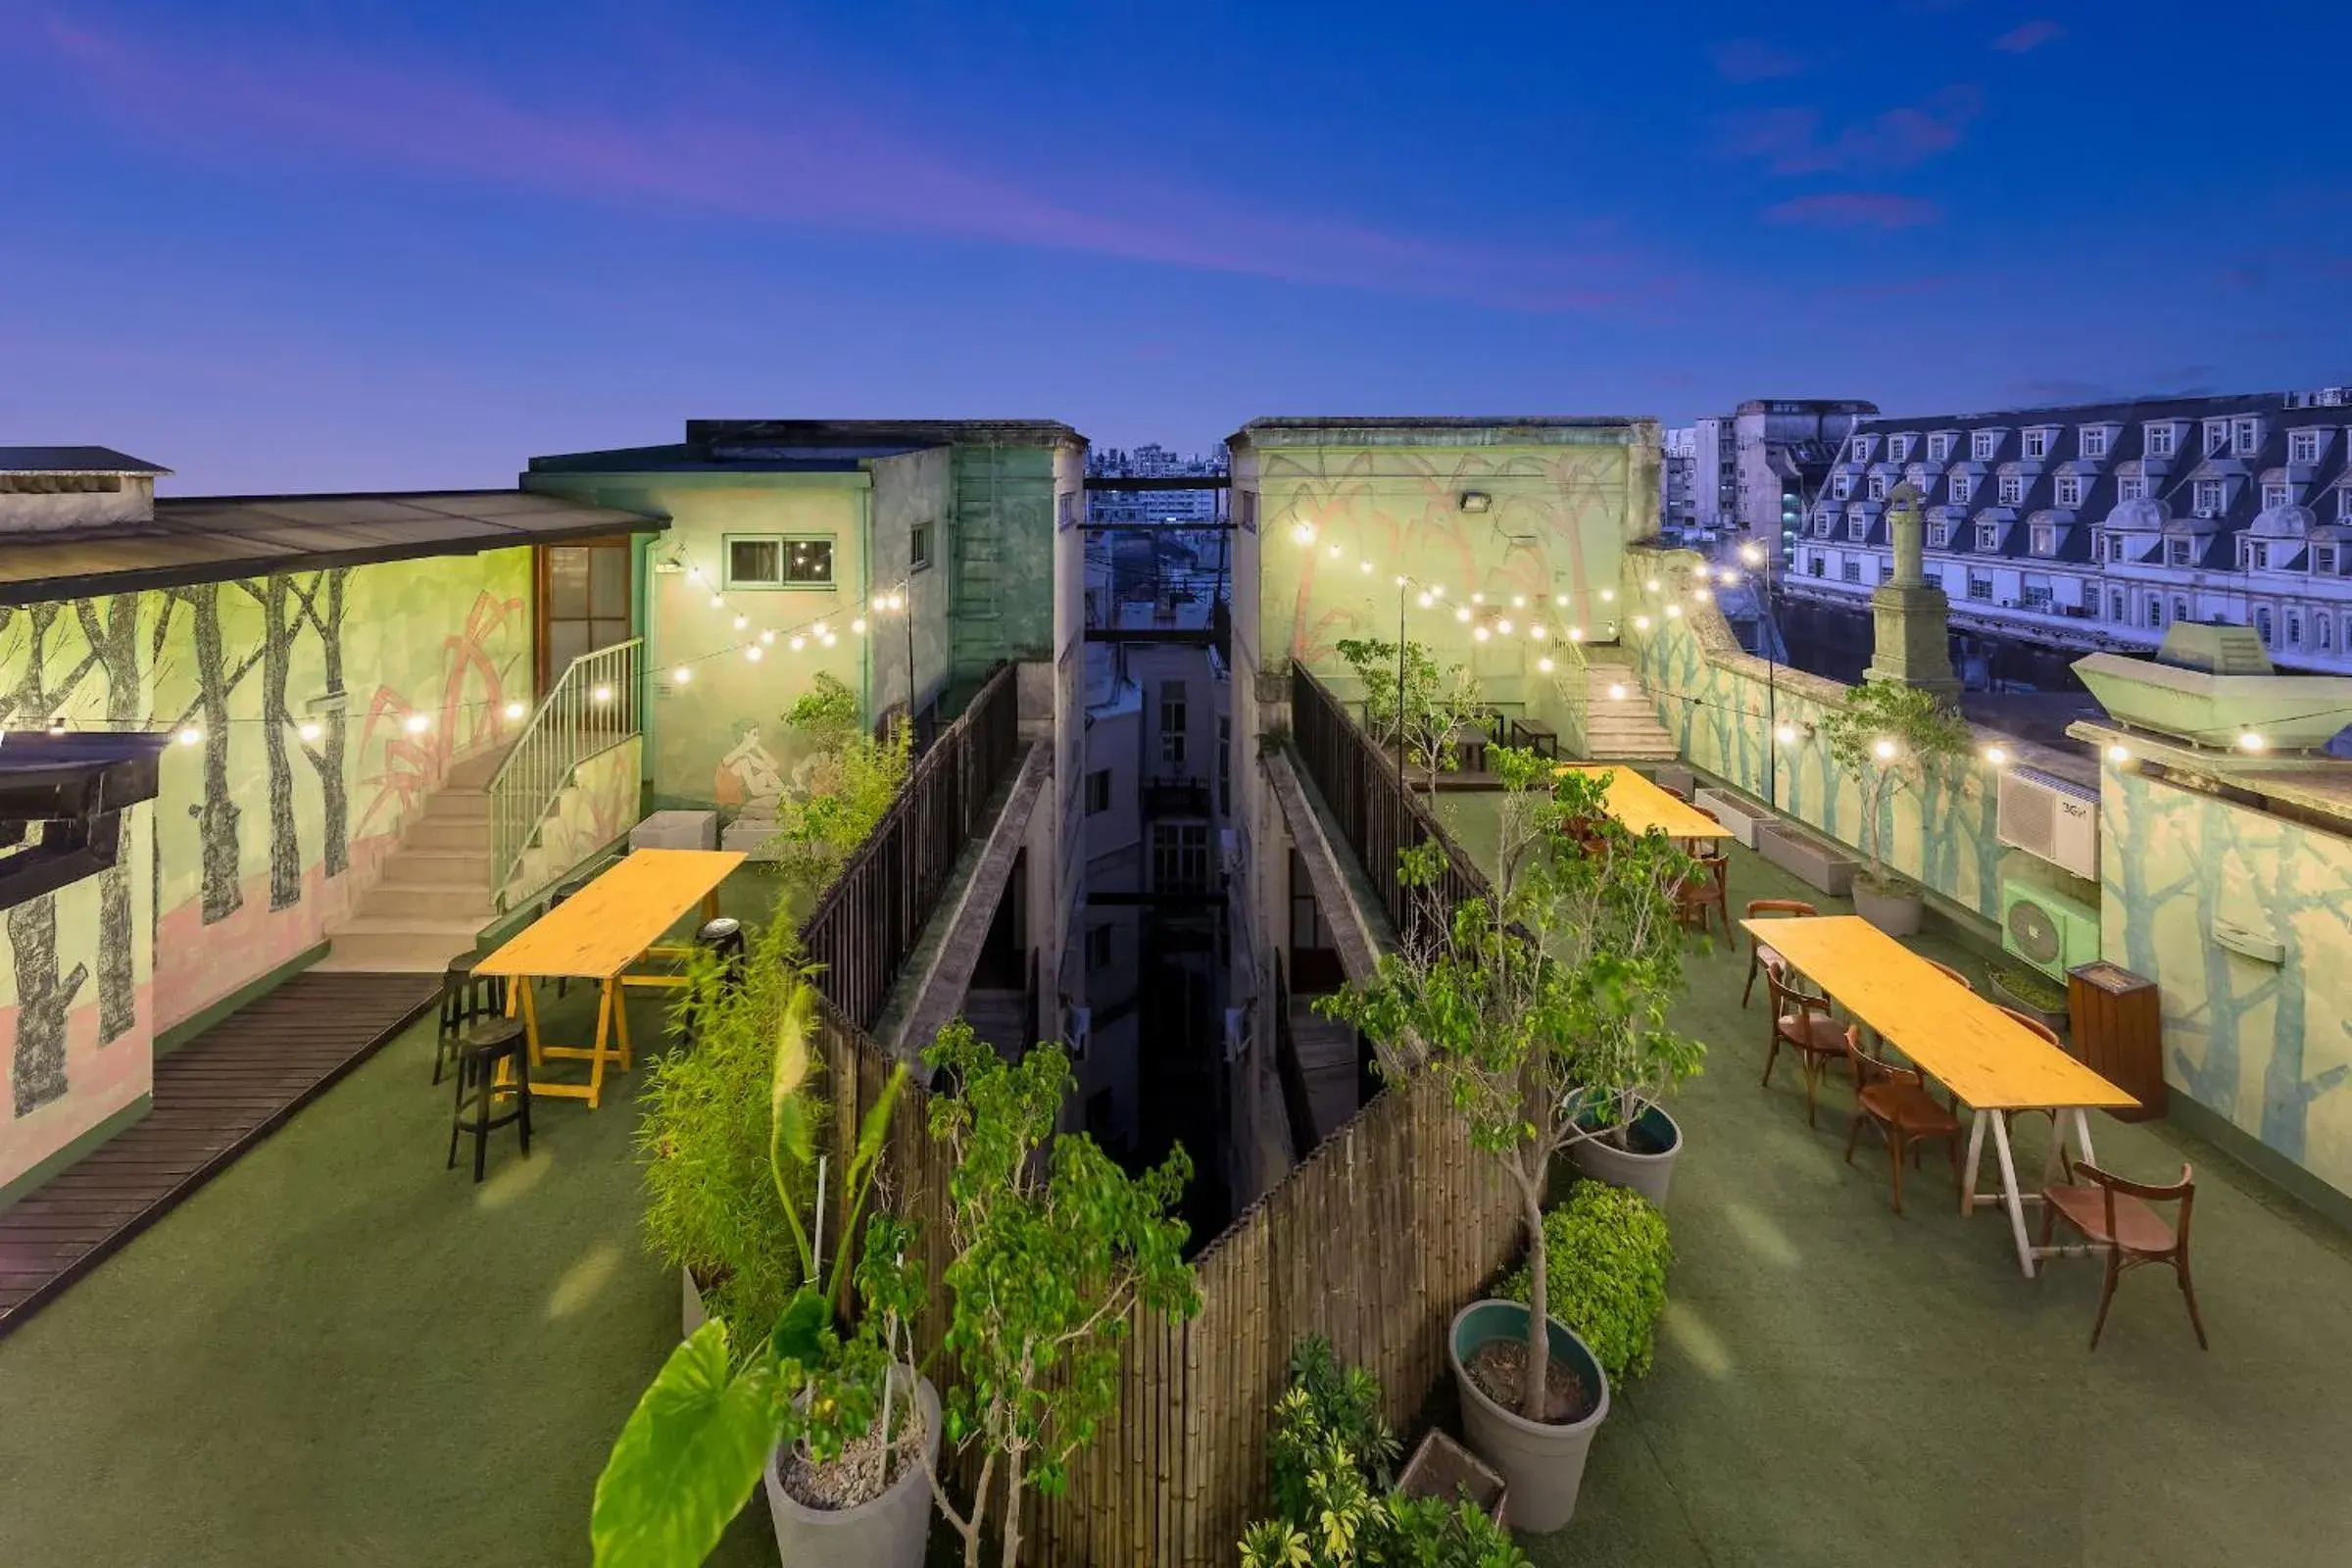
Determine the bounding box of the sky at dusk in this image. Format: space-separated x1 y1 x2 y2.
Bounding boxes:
4 0 2350 494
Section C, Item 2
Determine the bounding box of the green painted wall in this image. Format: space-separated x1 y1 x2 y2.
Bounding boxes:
950 443 1058 681
1 548 533 1189
1621 547 2007 920
2102 764 2352 1200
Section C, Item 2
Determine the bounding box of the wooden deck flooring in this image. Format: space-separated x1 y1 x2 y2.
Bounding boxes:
0 969 440 1338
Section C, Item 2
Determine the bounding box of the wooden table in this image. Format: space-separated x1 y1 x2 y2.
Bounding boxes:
1743 914 2138 1276
474 849 745 1108
1555 764 1734 842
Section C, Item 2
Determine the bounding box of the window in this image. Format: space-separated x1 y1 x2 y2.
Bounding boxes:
1847 515 1869 542
2174 596 2188 622
1840 557 1862 582
1217 718 1232 814
2204 419 2230 456
2169 538 2193 566
1057 491 1081 531
1929 433 1953 463
2147 598 2163 628
1813 512 1835 538
910 522 934 571
2323 616 2335 652
2023 577 2053 612
2082 427 2110 459
2291 429 2323 466
2146 424 2178 459
1929 520 1952 548
1998 475 2025 507
1152 823 1212 893
2118 475 2147 504
2250 541 2271 570
0 473 122 494
1977 520 2001 550
2057 474 2083 508
727 535 837 587
2193 479 2226 516
1085 768 1112 814
1887 434 1911 462
1867 473 1887 502
1835 473 1854 499
1852 436 1873 462
1968 571 1993 601
2263 482 2292 512
1808 555 1826 577
2031 524 2056 556
2110 589 2128 620
2234 416 2260 456
1973 431 1999 462
2025 429 2049 460
1949 473 1974 505
1237 490 1258 532
2341 484 2352 522
2256 606 2274 644
1158 680 1188 764
2317 545 2338 575
1086 924 1114 971
2288 612 2304 648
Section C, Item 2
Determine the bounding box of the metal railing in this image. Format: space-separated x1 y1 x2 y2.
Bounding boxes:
488 638 642 909
1547 635 1592 759
1289 665 1491 955
800 662 1021 1033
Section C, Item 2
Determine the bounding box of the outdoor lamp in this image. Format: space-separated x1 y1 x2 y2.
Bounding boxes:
2107 743 2131 763
1292 520 1316 545
1740 542 1765 567
591 685 612 705
298 720 321 742
2238 731 2267 754
1873 737 1898 760
1607 682 1628 702
1459 490 1493 513
1983 745 2007 767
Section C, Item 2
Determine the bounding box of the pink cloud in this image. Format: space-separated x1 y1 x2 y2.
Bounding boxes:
1711 39 1804 83
28 12 1640 315
1724 86 1981 174
1994 20 2066 53
1765 192 1943 229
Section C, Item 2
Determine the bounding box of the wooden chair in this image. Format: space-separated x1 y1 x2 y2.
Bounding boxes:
1658 783 1691 803
1927 958 1974 991
2038 1161 2207 1350
1842 1024 1963 1215
1676 851 1732 941
1762 957 1847 1128
1741 899 1818 1008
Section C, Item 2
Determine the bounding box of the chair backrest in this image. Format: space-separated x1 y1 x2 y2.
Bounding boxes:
1694 804 1725 826
2073 1160 2195 1254
1746 898 1818 920
1659 784 1690 803
1995 1004 2061 1048
1928 958 1976 992
1764 955 1828 1015
1840 1023 1920 1091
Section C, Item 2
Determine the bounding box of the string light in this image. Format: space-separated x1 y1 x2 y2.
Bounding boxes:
709 595 725 611
177 726 202 746
298 720 322 742
673 666 692 684
1292 520 1316 545
789 636 806 652
2107 743 2132 763
760 629 776 645
821 633 838 648
1692 586 1713 603
1983 745 2008 767
591 684 612 705
1512 595 1527 609
1634 614 1652 630
1568 627 1586 642
1872 737 1898 760
852 617 868 634
686 566 705 584
1665 604 1683 618
1327 543 1343 560
1358 560 1373 573
1644 578 1661 593
2237 731 2267 754
1417 592 1434 609
403 712 431 735
1607 683 1629 702
1473 625 1490 642
503 701 526 720
746 644 764 662
1774 723 1797 746
1471 592 1485 605
1495 617 1513 634
1453 607 1471 623
1538 657 1555 673
1599 588 1616 603
1530 623 1547 641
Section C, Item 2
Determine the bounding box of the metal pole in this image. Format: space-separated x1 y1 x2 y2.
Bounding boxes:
1765 548 1779 809
1396 584 1408 796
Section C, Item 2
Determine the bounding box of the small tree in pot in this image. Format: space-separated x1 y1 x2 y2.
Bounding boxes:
1818 679 1975 933
1317 753 1697 1428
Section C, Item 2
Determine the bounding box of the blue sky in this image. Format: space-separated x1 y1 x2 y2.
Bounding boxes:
3 0 2348 492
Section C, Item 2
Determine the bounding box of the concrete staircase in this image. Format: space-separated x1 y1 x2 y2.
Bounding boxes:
314 747 508 974
1581 657 1682 761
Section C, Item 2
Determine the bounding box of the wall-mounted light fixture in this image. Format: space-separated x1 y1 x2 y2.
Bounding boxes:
1458 491 1493 513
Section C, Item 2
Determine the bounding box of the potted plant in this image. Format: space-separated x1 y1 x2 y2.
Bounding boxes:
1317 750 1699 1530
916 1021 1201 1568
1335 636 1486 791
637 914 817 1339
1818 678 1974 935
1988 963 2069 1031
591 975 932 1568
1499 1182 1672 1387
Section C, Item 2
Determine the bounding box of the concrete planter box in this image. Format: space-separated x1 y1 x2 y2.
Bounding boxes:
633 808 718 851
682 1265 710 1338
1653 764 1697 798
1692 788 1770 850
1757 823 1858 897
1852 878 1924 937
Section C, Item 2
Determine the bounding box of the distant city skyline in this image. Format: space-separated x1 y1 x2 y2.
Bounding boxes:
4 1 2349 494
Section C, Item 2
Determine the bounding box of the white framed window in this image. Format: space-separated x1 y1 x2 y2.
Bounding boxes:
2025 429 2049 460
2204 419 2231 456
2193 478 2226 515
2169 538 2193 566
2146 424 2178 459
1813 512 1835 537
2118 475 2147 504
726 533 835 588
1868 473 1887 501
1973 430 1999 462
2256 606 2274 644
2316 545 2339 575
1929 520 1952 548
1887 434 1912 462
2234 416 2261 456
2031 523 2057 555
1998 474 2025 507
1852 435 1873 462
1847 515 1869 542
2290 429 2322 466
2082 427 2110 459
1976 520 2001 550
1841 557 1863 583
1158 680 1188 764
1929 433 1953 463
2175 596 2189 622
2288 612 2304 648
2024 577 2053 612
1950 473 1974 505
2322 615 2335 652
2110 589 2127 620
2263 482 2292 512
1835 473 1854 499
1808 554 1826 577
2057 474 2082 508
2244 540 2270 570
1968 571 1993 601
1085 768 1112 814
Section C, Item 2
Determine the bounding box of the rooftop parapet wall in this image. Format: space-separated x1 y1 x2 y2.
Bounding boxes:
1621 545 2079 922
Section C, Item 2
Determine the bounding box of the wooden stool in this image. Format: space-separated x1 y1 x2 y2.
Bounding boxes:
447 1017 531 1183
434 958 508 1086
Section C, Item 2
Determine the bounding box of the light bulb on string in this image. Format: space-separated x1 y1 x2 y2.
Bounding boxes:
1538 657 1555 673
1512 595 1527 609
1473 626 1491 642
760 629 776 645
1634 614 1652 630
403 711 431 735
686 566 704 584
1666 603 1684 618
746 645 763 662
1530 623 1547 641
789 636 806 653
1430 584 1445 598
733 614 749 630
1471 593 1485 605
1359 560 1373 574
1692 587 1713 603
591 685 612 705
177 726 202 747
298 720 321 742
1600 588 1616 603
1327 543 1343 560
503 701 526 720
1775 723 1797 746
1496 618 1513 634
1417 592 1434 609
821 633 837 648
709 595 725 611
852 617 867 634
1454 607 1471 623
673 667 692 685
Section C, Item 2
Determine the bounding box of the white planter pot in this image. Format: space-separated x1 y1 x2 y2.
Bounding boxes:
1853 879 1924 937
1567 1104 1683 1208
1449 1301 1610 1534
764 1368 941 1568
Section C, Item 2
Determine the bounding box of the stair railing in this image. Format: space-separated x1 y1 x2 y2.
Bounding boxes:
488 638 643 910
1546 634 1592 759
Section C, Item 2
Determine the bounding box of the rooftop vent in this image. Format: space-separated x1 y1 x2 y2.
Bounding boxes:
2284 387 2349 409
2155 621 2272 676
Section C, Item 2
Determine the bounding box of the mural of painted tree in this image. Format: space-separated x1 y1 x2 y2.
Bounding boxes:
290 569 354 878
1 605 100 1113
156 583 264 924
74 594 144 1043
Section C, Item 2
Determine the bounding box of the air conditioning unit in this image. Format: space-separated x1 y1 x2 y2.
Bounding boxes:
1996 765 2100 879
1064 1005 1092 1062
2000 876 2102 983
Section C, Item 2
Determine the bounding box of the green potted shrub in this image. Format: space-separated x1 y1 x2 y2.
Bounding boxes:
1988 962 2069 1031
1334 636 1487 791
1499 1182 1672 1387
1317 751 1698 1530
638 914 818 1339
1818 679 1975 935
916 1021 1201 1568
591 976 934 1568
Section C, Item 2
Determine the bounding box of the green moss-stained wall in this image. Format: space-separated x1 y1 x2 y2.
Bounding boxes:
949 443 1057 681
1248 434 1648 688
2 548 532 1190
2102 764 2352 1200
1622 547 2006 920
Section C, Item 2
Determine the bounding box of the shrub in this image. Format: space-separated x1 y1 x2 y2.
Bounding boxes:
1500 1181 1672 1383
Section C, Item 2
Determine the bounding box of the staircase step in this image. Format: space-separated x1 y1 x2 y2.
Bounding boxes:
382 849 492 885
403 817 492 853
422 790 492 822
360 883 494 921
331 913 489 940
444 744 517 791
314 931 478 974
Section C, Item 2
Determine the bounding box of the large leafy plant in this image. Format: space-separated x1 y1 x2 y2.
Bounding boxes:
764 676 914 899
635 914 817 1337
590 973 913 1568
1500 1182 1672 1383
920 1021 1200 1568
1317 750 1699 1420
1334 637 1486 791
1817 677 1974 893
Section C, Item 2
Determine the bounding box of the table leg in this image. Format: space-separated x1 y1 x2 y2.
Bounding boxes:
702 889 720 924
1987 1111 2036 1278
515 978 546 1070
613 976 635 1072
587 980 614 1109
1960 1109 1989 1217
2071 1107 2097 1174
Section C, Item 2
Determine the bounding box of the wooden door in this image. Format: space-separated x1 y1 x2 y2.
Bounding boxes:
537 538 635 688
